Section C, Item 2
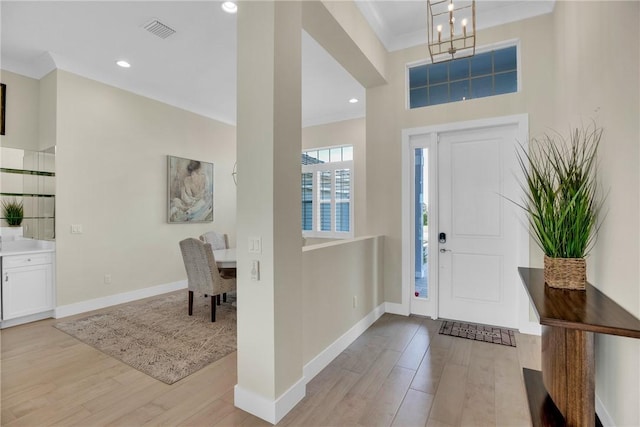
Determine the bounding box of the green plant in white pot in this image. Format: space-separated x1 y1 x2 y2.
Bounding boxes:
514 124 603 290
2 199 24 227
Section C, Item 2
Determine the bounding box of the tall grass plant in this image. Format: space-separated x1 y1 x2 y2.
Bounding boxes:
514 124 603 259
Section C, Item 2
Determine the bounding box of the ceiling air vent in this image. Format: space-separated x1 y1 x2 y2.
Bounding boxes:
143 19 176 39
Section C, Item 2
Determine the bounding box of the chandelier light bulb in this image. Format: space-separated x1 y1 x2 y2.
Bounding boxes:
427 0 476 63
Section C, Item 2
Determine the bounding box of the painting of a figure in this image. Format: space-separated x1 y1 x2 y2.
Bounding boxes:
168 155 213 223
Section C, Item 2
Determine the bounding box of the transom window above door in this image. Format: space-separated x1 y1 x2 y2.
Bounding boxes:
408 44 518 109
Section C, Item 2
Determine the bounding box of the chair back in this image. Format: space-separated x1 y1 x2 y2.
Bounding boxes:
199 231 228 250
179 238 236 296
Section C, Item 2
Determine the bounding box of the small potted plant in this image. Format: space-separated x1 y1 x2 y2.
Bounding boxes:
514 124 603 290
2 199 24 227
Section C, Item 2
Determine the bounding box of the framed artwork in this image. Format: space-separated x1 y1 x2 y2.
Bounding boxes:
1 83 5 136
167 155 214 223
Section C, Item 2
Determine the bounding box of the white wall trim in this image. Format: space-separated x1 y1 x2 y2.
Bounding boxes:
54 280 187 319
385 301 410 316
303 302 386 381
518 322 542 336
596 393 615 427
234 377 306 425
236 302 386 424
1 310 55 329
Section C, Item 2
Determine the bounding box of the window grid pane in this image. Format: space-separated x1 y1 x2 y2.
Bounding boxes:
318 171 331 231
318 149 330 163
409 46 517 109
302 172 313 231
342 146 353 161
335 169 351 232
320 203 331 231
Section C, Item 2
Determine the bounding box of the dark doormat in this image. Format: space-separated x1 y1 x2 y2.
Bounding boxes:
439 320 516 347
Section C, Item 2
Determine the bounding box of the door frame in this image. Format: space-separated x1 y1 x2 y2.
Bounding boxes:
401 114 538 333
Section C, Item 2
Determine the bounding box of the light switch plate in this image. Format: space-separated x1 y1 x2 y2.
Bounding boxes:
251 260 260 281
71 224 83 234
248 236 262 253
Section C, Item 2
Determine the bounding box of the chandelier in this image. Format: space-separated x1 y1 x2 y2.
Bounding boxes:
427 0 476 63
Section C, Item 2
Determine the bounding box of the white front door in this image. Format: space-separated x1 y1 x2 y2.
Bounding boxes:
437 124 522 328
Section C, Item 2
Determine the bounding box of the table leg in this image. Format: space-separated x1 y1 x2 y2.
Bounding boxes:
542 325 595 427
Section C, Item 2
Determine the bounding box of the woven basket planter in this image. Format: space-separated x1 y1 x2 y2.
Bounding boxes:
544 256 586 290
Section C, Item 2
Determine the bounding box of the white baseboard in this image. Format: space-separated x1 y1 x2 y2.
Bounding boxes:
234 377 306 425
303 302 385 381
518 321 542 336
385 301 409 316
236 303 386 424
596 393 615 426
54 280 187 319
1 310 55 329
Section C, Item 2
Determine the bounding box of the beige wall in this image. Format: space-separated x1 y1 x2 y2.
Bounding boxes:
302 117 366 236
38 71 57 151
366 3 639 424
302 236 384 364
552 2 640 425
0 70 40 151
366 13 556 303
55 70 237 306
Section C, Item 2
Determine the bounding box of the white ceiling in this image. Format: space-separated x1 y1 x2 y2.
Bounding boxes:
1 1 554 128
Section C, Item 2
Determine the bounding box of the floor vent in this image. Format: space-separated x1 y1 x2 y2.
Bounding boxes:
143 19 176 39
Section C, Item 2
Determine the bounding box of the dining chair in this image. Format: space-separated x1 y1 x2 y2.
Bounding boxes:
200 231 235 279
179 238 236 322
199 231 229 250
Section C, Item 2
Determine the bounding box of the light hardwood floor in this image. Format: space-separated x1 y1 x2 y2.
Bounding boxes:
1 310 540 426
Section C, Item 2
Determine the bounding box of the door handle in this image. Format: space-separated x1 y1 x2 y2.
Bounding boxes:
440 248 451 253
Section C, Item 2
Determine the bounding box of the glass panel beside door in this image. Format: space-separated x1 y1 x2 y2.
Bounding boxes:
408 133 436 318
414 148 429 300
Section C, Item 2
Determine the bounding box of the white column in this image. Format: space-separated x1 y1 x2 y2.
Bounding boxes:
234 2 304 424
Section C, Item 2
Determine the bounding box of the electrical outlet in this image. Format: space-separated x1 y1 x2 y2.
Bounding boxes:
104 274 112 284
353 295 358 308
71 224 83 234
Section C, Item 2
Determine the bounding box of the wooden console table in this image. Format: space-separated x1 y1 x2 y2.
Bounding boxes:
518 267 640 427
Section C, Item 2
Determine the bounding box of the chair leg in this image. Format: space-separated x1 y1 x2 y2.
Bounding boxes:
188 290 194 316
211 295 216 322
223 292 227 303
217 294 221 306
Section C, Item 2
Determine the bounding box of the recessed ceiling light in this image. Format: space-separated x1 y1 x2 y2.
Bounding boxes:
221 1 237 14
116 60 131 68
349 98 359 104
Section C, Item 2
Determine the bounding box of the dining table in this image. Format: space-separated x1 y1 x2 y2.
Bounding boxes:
212 248 236 269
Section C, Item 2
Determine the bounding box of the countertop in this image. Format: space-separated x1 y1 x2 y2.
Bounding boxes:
0 239 56 257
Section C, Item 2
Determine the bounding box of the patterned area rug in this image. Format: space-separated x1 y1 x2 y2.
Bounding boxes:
438 320 516 347
54 291 236 384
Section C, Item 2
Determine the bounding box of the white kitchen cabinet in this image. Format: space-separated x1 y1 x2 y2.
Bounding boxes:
2 252 54 321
